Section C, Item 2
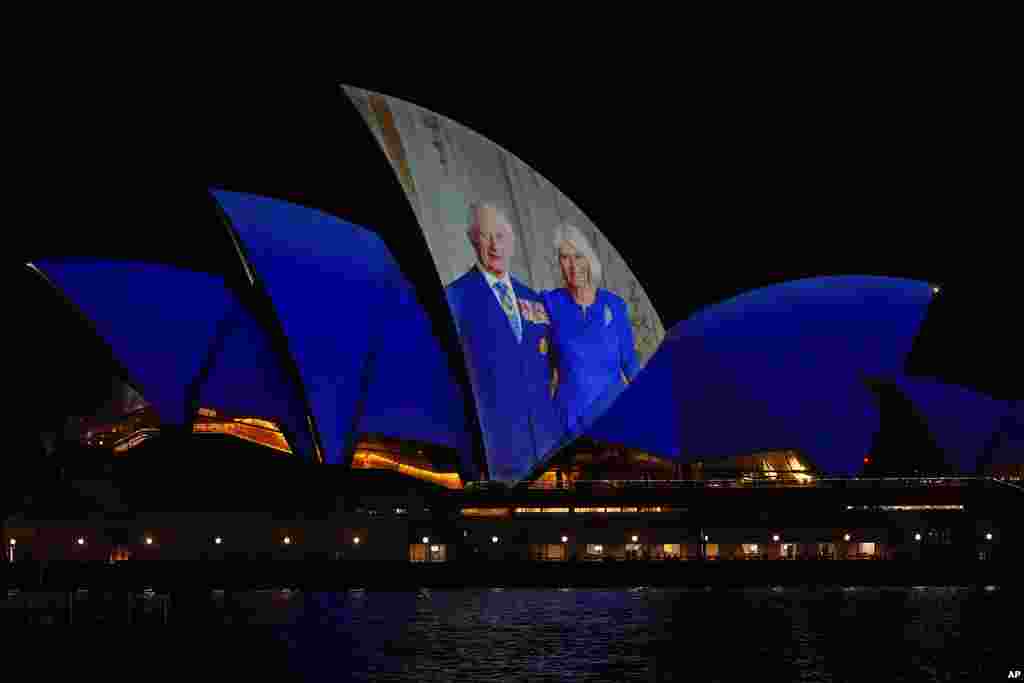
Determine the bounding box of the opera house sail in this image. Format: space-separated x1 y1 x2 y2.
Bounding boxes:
343 85 666 482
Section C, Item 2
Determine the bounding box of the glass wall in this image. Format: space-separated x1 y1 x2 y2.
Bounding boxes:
530 544 567 561
409 543 447 563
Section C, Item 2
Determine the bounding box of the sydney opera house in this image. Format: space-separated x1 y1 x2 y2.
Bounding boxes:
5 85 1021 584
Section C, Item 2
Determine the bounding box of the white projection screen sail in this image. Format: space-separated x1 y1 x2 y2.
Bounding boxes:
343 86 665 482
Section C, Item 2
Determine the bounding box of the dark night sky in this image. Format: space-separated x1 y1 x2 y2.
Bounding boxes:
12 70 1019 468
15 72 1016 326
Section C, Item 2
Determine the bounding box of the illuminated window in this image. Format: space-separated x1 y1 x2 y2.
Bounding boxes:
461 508 510 517
394 507 408 516
662 544 681 558
532 544 567 561
586 544 604 555
705 543 719 559
109 547 132 562
858 542 876 556
542 508 570 513
621 507 638 513
742 543 760 556
515 508 543 513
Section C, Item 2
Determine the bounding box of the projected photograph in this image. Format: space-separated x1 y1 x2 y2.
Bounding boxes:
344 86 665 481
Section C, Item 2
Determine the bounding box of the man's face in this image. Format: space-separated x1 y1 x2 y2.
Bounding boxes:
474 206 515 277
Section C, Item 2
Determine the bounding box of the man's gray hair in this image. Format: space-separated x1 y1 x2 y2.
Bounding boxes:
466 201 513 244
553 223 602 285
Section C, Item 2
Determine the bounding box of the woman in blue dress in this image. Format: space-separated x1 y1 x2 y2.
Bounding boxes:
543 223 640 438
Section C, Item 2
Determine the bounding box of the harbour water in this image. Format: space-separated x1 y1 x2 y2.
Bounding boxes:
5 586 1019 681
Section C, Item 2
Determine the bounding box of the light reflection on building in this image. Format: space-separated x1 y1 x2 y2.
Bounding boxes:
351 436 462 489
533 441 817 487
74 405 298 456
192 408 292 454
78 406 160 451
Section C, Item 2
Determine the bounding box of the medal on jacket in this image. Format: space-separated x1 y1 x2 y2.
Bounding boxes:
538 336 548 355
519 300 534 323
604 304 613 326
519 300 551 325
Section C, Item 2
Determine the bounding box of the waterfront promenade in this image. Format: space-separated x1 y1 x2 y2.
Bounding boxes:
1 558 1013 592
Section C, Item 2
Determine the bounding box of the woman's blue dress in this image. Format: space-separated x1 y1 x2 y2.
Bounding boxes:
542 287 640 436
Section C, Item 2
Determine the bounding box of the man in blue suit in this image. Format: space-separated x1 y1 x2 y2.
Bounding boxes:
446 202 564 481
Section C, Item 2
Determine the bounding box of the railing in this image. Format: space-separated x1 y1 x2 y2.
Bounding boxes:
110 428 161 453
467 476 992 493
989 477 1024 493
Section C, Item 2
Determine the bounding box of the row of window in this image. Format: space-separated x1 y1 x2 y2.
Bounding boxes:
845 505 965 511
356 507 414 516
570 507 669 513
461 506 672 516
361 503 969 516
410 542 882 563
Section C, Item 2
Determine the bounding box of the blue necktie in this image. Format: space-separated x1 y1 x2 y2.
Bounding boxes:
494 281 522 343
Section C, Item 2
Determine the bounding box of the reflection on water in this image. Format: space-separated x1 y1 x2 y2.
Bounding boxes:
3 587 1019 681
269 587 1017 682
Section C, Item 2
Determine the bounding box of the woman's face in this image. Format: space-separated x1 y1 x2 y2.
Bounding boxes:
559 241 590 289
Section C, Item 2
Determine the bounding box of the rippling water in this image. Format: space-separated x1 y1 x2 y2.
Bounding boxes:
9 586 1019 681
255 587 1018 682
